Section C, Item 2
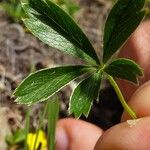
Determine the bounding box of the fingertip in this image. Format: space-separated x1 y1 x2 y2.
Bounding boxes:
56 118 103 150
94 117 150 150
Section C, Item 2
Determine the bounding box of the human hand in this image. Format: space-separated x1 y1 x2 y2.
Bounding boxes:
56 21 150 150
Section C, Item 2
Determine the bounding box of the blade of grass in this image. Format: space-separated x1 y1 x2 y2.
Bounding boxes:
24 107 30 150
47 95 59 150
33 102 49 150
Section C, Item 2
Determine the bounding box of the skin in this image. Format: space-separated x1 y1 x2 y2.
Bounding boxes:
56 21 150 150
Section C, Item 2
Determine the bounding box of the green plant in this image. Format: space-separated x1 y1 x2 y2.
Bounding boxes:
0 0 25 22
52 0 80 17
0 0 79 23
31 96 59 150
6 96 59 150
6 129 26 146
14 0 146 119
26 96 59 150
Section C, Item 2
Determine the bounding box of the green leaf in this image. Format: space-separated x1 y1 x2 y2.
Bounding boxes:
13 129 26 144
62 0 80 17
14 65 94 105
6 129 26 145
103 0 146 63
69 72 102 118
104 58 143 84
22 0 100 65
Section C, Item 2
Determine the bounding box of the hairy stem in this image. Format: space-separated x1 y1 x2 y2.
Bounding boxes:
107 75 137 119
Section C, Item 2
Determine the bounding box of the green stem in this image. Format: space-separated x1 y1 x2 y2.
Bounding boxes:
107 75 137 119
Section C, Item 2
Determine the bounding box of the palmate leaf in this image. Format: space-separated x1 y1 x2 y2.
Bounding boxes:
22 0 100 65
14 65 94 105
69 72 102 118
103 0 146 63
104 58 143 84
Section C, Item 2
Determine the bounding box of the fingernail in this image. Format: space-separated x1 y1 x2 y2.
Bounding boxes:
56 127 69 150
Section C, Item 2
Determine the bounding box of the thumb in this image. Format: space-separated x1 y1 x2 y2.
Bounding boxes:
95 81 150 150
94 117 150 150
95 79 150 150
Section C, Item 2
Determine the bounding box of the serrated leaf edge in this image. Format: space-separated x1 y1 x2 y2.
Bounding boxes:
104 58 144 85
68 71 102 118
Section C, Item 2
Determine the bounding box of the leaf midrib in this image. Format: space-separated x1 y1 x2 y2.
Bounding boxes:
31 0 93 59
104 1 132 52
18 71 79 97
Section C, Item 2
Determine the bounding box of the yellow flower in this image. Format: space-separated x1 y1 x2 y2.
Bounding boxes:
27 130 47 150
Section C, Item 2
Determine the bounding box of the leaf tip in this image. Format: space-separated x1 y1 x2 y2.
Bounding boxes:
68 108 81 119
74 112 81 119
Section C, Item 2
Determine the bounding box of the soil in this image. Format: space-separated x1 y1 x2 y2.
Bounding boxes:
0 0 124 148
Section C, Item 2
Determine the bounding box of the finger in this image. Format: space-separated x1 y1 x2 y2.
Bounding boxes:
122 81 150 121
118 20 150 100
56 118 103 150
94 117 150 150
